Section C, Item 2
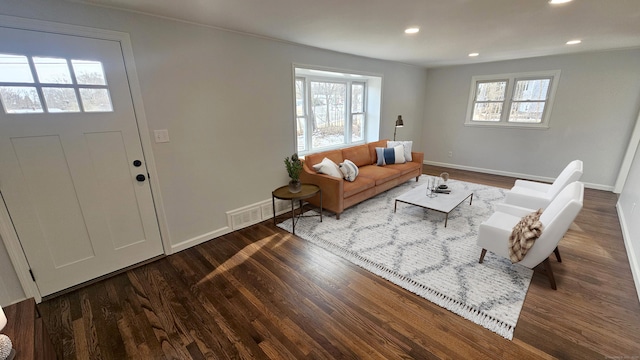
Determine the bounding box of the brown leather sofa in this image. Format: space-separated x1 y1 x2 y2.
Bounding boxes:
300 139 424 219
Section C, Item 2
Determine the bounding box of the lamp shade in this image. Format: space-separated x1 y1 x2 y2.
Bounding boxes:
395 115 404 127
0 305 6 331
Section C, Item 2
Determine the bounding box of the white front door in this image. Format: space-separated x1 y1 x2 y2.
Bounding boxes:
0 27 164 296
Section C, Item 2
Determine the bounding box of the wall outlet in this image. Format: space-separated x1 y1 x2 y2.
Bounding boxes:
448 151 453 158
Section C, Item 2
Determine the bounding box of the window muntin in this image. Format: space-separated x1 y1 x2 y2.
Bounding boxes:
0 53 114 114
466 71 560 129
295 69 369 154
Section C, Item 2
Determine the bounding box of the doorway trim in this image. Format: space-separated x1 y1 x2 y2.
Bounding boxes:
0 14 171 302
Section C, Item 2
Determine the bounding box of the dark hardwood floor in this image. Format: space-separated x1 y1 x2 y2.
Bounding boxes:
39 166 640 359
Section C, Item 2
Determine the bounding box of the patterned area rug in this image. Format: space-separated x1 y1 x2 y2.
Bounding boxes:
277 176 533 339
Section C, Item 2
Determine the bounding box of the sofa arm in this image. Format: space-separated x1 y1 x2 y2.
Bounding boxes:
411 151 424 165
300 160 344 215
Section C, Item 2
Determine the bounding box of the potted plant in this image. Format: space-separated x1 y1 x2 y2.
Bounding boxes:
284 153 303 193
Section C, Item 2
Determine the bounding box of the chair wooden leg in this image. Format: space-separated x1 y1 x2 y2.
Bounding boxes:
554 246 562 263
543 258 557 290
479 249 487 264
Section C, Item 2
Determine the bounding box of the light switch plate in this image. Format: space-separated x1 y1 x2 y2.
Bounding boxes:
154 129 170 143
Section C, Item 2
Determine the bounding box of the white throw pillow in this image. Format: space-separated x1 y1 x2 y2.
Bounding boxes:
391 145 406 164
339 159 359 181
387 140 413 162
312 157 343 178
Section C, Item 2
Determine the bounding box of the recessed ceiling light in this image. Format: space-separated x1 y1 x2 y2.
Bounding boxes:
468 53 479 57
549 0 572 4
566 40 582 45
404 27 419 34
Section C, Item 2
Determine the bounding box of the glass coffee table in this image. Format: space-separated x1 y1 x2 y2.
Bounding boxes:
394 185 473 227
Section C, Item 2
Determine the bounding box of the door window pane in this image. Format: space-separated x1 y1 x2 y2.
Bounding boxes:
0 54 34 83
42 87 80 112
33 57 72 84
79 88 113 112
0 86 43 113
72 60 107 85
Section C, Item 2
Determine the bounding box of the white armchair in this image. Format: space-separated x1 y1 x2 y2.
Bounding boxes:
477 181 584 289
504 160 583 210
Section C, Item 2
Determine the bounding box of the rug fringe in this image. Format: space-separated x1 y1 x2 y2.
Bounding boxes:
280 221 517 340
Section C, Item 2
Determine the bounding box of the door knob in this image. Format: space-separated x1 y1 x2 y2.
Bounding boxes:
136 174 146 182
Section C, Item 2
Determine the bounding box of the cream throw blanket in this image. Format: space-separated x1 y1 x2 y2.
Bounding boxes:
509 209 543 263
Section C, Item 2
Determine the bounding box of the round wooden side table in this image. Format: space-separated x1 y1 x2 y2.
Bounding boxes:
272 184 322 234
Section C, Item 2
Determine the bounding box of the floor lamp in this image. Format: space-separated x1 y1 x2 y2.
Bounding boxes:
393 115 404 141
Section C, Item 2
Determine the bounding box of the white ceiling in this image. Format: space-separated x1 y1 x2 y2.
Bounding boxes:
77 0 640 67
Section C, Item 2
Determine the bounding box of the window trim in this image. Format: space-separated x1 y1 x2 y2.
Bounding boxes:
464 70 561 129
294 66 379 156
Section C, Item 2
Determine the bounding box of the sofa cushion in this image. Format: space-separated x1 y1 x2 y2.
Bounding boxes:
385 161 421 175
312 157 343 178
343 175 375 198
387 140 413 162
358 165 402 185
305 150 343 170
342 144 372 167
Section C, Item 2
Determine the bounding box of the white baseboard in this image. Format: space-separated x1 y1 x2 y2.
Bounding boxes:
170 226 232 254
616 202 640 304
170 197 299 254
424 160 614 191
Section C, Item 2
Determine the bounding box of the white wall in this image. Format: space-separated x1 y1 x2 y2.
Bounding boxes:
0 0 427 304
617 113 640 303
422 50 640 189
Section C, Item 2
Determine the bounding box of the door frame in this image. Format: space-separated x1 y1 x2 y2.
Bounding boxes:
0 15 171 302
